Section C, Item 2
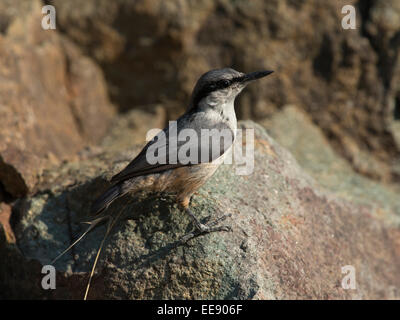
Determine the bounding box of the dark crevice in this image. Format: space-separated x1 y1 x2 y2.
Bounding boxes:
340 40 355 68
9 198 26 236
386 30 400 89
394 95 400 121
313 34 334 82
0 14 10 34
0 158 28 200
0 182 15 204
357 0 373 39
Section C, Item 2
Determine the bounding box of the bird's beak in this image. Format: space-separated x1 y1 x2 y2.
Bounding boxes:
241 70 274 83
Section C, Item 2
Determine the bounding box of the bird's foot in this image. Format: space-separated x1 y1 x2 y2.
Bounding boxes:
178 210 232 244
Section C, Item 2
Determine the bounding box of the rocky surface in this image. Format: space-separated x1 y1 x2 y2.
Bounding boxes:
49 0 400 182
0 0 115 198
262 105 400 216
2 121 400 299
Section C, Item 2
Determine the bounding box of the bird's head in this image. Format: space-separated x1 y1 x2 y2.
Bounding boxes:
189 68 273 111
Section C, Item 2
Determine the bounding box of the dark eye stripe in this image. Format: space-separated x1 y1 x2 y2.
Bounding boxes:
192 76 242 107
232 76 245 83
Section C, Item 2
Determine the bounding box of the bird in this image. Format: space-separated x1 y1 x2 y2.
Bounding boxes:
92 67 273 237
52 67 273 299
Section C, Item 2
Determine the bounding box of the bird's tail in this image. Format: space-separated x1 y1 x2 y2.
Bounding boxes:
50 184 123 265
51 183 129 299
91 184 123 215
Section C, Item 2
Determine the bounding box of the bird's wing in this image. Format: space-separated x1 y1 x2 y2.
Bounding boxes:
111 113 235 183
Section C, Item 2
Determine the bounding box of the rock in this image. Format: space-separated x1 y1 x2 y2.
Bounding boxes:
0 224 47 300
261 105 400 214
49 0 400 182
3 121 400 299
100 106 167 154
0 0 116 198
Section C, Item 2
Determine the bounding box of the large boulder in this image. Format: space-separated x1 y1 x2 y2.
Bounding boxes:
2 121 400 299
0 0 115 198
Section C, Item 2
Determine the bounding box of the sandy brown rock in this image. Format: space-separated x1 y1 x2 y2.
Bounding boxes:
101 106 167 154
0 0 115 197
2 121 400 299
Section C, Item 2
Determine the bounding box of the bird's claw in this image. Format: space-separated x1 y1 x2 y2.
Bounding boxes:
178 213 233 245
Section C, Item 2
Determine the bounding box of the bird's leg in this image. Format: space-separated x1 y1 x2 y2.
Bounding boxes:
179 207 232 244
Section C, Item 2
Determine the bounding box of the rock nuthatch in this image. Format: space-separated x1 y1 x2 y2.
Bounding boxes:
52 68 273 299
92 68 273 241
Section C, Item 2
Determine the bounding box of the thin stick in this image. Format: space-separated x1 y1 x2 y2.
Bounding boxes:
83 218 113 300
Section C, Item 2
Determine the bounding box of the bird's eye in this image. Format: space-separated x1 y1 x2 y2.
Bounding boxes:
221 79 231 87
